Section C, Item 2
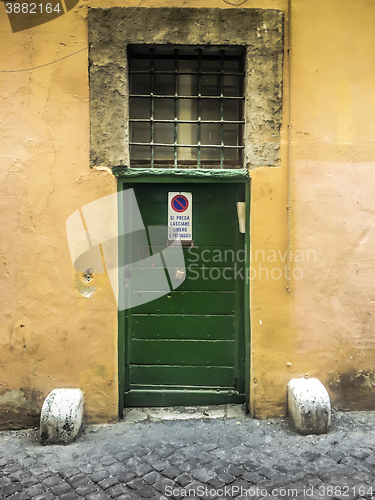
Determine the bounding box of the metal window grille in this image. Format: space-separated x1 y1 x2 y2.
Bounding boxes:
129 46 245 169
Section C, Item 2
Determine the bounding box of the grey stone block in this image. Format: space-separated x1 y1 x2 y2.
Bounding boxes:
288 378 331 435
40 389 84 445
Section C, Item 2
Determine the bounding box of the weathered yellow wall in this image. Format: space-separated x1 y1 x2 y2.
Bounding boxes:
250 0 375 416
0 3 119 427
1 0 375 425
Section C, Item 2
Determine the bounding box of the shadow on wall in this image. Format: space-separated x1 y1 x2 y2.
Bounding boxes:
329 371 375 410
0 389 42 430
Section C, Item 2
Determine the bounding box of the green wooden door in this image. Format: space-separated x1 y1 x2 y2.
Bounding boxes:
122 182 246 406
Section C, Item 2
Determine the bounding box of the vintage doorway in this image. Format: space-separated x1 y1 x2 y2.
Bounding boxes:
118 180 248 408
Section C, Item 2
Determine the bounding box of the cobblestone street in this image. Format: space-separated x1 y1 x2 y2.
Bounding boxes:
1 408 375 500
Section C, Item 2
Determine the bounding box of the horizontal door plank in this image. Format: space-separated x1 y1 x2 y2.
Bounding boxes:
138 245 242 265
127 266 236 292
131 314 235 339
130 291 235 314
130 339 235 366
130 365 235 387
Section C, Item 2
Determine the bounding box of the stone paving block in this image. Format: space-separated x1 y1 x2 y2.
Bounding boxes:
98 476 119 489
42 474 62 487
87 492 111 500
126 456 141 468
126 477 144 490
230 453 248 466
25 483 45 496
287 481 306 494
9 470 30 482
115 451 134 462
327 450 346 462
40 388 84 445
75 481 98 496
255 477 273 489
136 485 155 498
216 471 236 484
176 473 193 487
78 463 96 474
309 494 334 500
134 446 151 457
20 476 39 488
352 470 373 482
67 473 89 488
288 378 331 435
162 465 182 479
90 470 110 483
207 476 225 489
153 478 174 493
200 451 214 465
0 476 12 487
316 457 341 468
302 451 321 462
36 471 54 481
60 492 81 500
21 457 38 467
59 467 82 479
6 464 23 474
50 480 72 494
211 460 231 474
231 477 250 490
100 456 118 466
134 463 153 476
168 453 186 466
117 471 136 483
156 445 175 458
210 448 227 460
266 473 291 489
227 464 245 477
257 466 276 478
143 471 160 485
6 492 30 500
191 467 216 482
33 493 55 500
178 461 196 473
183 481 207 494
106 462 127 475
107 483 130 497
183 445 200 459
150 459 170 472
242 471 263 483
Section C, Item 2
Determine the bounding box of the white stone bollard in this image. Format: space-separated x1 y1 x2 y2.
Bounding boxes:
288 378 331 435
40 389 84 445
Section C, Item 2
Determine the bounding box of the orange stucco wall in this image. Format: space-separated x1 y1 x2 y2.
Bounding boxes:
1 0 375 426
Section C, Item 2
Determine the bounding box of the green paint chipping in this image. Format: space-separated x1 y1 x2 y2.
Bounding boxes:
112 168 249 179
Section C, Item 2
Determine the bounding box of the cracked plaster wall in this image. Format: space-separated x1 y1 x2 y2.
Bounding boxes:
1 0 375 427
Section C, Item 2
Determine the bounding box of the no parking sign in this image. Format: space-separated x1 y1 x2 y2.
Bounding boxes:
168 192 192 241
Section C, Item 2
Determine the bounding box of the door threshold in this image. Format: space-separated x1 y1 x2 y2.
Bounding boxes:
122 404 247 423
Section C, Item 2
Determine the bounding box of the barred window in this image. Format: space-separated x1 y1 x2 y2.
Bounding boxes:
129 46 245 169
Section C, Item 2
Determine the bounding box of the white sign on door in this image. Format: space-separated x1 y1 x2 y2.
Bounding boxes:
168 192 192 241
